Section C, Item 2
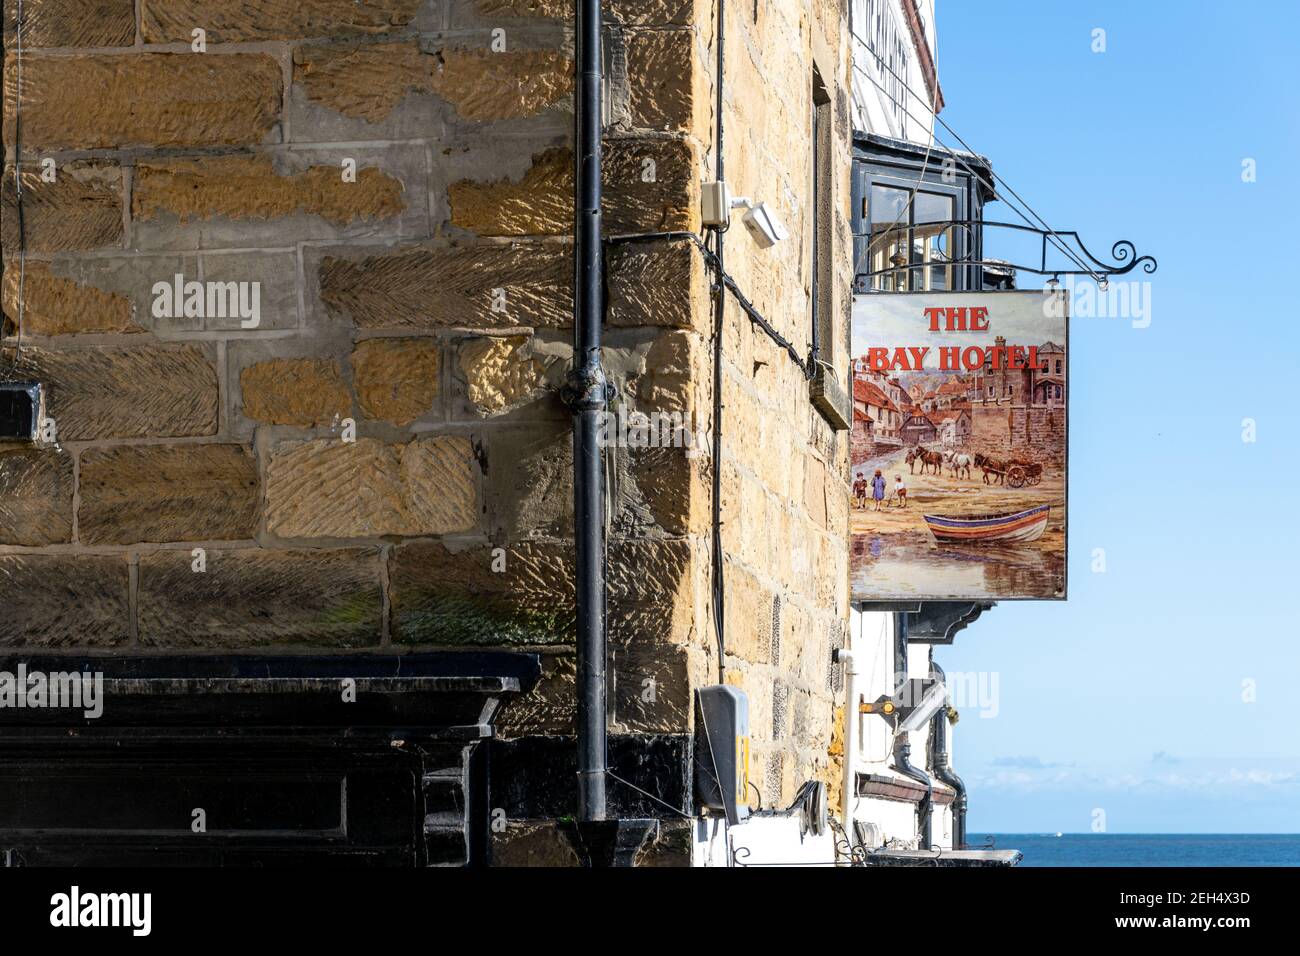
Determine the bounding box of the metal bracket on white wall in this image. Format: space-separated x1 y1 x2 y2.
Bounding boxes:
853 601 995 645
903 603 995 645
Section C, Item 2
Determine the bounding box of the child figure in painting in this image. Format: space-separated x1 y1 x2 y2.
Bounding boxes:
894 475 907 508
852 471 868 509
871 469 886 511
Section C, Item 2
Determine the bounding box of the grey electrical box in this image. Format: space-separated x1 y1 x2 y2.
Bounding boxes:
0 382 41 441
695 685 750 825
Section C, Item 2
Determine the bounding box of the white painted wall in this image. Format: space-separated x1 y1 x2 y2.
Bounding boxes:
850 0 939 144
841 607 955 854
691 813 837 867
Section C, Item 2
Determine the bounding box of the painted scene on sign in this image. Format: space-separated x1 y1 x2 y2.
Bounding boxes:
850 291 1067 600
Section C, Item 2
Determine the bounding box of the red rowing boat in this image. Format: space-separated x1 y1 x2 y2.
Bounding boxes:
922 505 1050 543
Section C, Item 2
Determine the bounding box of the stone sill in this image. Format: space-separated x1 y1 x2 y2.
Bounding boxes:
809 361 851 432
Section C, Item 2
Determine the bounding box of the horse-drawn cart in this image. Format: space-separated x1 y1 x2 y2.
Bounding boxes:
975 453 1044 488
1006 460 1043 488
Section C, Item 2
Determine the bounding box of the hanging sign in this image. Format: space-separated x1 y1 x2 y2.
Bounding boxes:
849 291 1067 601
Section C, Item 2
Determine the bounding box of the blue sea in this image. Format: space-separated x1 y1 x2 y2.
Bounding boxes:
971 833 1300 867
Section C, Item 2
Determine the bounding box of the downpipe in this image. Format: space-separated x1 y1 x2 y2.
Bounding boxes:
558 0 659 866
892 613 933 848
566 0 609 825
893 733 933 851
929 662 967 849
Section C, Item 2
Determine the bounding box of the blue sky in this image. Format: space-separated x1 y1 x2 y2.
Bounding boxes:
932 0 1300 832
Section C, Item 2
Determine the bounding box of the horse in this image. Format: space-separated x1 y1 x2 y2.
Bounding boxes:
973 452 1006 485
945 450 973 480
907 446 944 476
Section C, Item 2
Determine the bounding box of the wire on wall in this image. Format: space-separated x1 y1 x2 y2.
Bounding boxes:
709 0 728 684
850 25 1105 282
2 0 29 369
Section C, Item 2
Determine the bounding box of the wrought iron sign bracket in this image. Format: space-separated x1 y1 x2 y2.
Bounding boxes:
855 219 1158 287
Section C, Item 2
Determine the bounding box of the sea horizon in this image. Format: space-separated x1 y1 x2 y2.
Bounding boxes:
972 833 1300 867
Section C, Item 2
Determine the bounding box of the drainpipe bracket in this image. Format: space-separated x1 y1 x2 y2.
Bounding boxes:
561 360 616 412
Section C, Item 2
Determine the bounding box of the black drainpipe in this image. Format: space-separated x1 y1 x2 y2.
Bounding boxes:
558 0 659 866
566 0 609 824
929 661 967 849
892 614 933 848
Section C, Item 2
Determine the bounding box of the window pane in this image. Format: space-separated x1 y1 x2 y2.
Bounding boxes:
913 190 954 224
869 185 909 291
913 192 955 290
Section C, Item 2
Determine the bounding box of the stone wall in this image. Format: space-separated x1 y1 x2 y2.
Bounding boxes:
1 0 852 859
970 403 1065 465
708 1 853 813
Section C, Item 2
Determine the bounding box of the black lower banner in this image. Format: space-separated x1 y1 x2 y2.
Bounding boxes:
0 865 1285 941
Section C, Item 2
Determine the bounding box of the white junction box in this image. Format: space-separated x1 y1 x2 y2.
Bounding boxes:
701 180 732 227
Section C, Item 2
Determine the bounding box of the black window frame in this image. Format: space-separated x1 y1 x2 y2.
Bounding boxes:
851 133 996 294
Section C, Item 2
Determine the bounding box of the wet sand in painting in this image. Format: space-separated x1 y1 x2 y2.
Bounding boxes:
850 446 1065 599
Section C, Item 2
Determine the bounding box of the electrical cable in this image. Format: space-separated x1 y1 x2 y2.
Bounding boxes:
3 0 29 368
605 230 810 377
853 57 1096 281
850 29 1104 282
709 0 727 684
605 770 693 820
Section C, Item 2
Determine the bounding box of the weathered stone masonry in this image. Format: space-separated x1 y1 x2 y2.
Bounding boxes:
1 0 853 864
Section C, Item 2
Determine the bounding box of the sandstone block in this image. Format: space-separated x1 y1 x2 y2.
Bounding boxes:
623 446 707 537
0 447 73 545
497 653 575 736
720 560 775 665
613 640 691 734
0 554 130 646
133 156 405 227
468 1 700 27
606 238 705 329
1 344 217 441
2 0 135 49
458 335 545 414
319 242 571 330
389 540 575 646
351 337 441 425
198 250 299 331
0 162 123 253
804 453 828 528
1 261 137 337
490 822 580 867
265 436 478 539
240 358 351 426
606 538 694 645
498 641 691 736
3 53 282 149
295 41 571 122
481 422 573 540
141 0 421 43
137 547 382 647
626 29 702 132
449 139 699 236
79 444 259 545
